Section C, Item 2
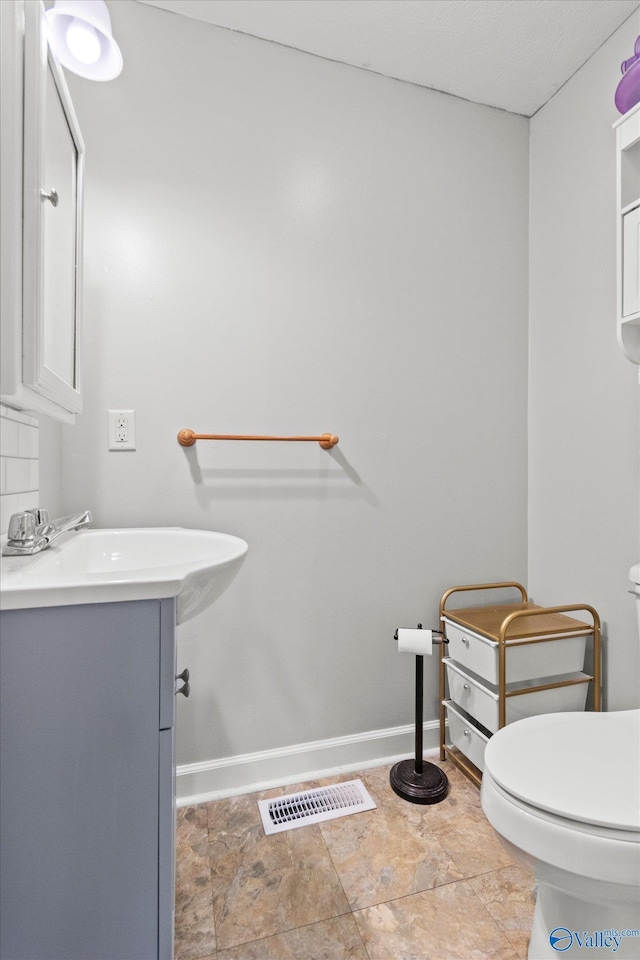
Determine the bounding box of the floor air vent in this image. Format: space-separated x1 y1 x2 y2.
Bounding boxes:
258 779 376 835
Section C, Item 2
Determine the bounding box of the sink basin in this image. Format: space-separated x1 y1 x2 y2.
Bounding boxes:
0 527 248 624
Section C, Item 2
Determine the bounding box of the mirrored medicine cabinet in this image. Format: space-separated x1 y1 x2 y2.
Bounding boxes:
1 0 84 423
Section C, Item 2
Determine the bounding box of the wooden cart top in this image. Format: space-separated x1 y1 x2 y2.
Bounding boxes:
442 602 592 641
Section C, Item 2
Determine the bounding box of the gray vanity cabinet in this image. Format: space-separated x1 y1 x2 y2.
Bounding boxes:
0 598 176 960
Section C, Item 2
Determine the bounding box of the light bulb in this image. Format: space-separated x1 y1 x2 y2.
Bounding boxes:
65 17 101 65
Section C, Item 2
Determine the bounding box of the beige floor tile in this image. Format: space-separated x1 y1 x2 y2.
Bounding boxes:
178 803 210 846
469 865 536 958
319 768 465 910
401 760 515 881
216 915 369 960
207 792 351 950
316 759 505 908
175 806 216 960
353 880 521 960
428 800 514 878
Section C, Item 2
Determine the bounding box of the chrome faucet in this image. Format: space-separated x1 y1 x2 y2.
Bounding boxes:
2 508 92 556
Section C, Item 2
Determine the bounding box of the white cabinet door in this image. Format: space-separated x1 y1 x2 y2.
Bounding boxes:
622 206 640 318
1 1 84 421
22 0 84 415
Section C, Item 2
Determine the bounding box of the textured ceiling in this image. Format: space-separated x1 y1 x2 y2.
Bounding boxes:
138 0 640 116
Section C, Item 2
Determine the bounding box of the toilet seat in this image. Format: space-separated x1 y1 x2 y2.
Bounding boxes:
482 764 640 888
483 709 640 833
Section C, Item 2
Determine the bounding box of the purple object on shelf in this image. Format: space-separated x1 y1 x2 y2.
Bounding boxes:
615 35 640 114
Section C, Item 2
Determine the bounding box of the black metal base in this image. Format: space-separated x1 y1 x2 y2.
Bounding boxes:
389 759 449 805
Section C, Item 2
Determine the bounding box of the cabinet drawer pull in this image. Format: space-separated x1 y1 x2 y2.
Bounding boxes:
461 636 470 646
40 187 58 207
463 683 471 691
463 729 471 738
176 668 190 697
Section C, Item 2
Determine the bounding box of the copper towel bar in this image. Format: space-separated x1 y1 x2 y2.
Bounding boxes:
177 429 339 449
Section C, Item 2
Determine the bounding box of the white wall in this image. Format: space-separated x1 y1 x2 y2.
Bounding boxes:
59 1 529 793
528 13 640 710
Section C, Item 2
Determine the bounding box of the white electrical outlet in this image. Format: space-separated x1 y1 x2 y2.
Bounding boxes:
108 410 136 450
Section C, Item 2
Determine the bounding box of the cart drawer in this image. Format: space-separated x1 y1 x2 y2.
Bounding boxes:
443 700 490 772
444 660 589 733
442 617 588 684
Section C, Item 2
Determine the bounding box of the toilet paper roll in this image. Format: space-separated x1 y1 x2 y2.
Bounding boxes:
397 628 432 656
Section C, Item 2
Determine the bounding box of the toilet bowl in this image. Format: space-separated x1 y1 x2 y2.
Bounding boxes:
481 565 640 960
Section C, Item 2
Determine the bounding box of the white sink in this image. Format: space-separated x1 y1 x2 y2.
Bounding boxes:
0 527 248 624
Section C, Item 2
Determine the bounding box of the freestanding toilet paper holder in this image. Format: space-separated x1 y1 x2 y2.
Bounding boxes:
390 625 449 804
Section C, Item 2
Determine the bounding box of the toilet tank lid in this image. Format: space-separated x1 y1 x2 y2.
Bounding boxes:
484 710 640 832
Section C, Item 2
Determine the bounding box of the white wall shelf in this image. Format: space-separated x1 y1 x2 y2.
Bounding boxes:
614 102 640 365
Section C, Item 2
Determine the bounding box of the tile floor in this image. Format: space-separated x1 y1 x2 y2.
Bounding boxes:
174 758 536 960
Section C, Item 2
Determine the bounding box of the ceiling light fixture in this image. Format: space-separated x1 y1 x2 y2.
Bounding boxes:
45 0 123 81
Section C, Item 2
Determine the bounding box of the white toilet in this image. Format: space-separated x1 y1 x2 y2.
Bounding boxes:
481 565 640 960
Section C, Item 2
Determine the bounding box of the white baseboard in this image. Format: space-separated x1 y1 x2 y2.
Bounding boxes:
176 719 440 806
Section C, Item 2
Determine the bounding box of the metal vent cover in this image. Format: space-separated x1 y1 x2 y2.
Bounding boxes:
258 779 376 835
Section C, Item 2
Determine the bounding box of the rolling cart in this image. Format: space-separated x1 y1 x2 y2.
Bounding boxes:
438 581 601 786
